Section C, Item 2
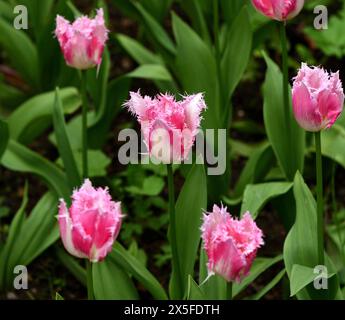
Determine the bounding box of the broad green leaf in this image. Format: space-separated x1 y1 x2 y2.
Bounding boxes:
263 53 305 180
249 269 286 300
55 292 64 300
141 0 173 22
221 0 245 23
9 88 81 144
116 34 161 65
283 172 341 299
53 88 81 190
0 18 40 89
221 6 252 102
55 246 86 286
3 192 59 288
232 254 283 298
1 140 70 199
0 183 28 289
172 13 219 129
127 64 173 82
321 124 345 169
93 250 139 300
186 275 206 300
113 243 168 300
240 182 293 219
126 176 165 196
170 164 207 299
134 2 176 56
0 118 9 161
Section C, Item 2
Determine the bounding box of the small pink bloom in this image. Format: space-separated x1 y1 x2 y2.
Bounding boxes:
251 0 304 21
201 205 264 283
58 179 122 262
55 8 108 70
124 91 206 163
292 63 344 132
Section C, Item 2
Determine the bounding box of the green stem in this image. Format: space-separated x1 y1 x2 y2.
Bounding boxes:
167 164 182 297
80 71 89 179
315 132 324 265
86 260 94 300
279 22 291 145
227 282 233 300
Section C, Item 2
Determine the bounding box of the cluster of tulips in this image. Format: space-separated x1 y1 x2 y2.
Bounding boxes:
52 0 344 300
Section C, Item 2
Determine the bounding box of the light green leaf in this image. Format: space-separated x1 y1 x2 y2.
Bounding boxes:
9 88 81 144
186 275 205 300
263 53 305 180
127 64 173 81
0 118 9 161
126 176 165 196
241 182 293 219
170 164 207 299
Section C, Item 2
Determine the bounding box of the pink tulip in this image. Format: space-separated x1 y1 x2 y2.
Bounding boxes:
58 179 122 262
292 63 344 132
251 0 304 21
124 91 206 163
55 8 108 70
201 205 264 283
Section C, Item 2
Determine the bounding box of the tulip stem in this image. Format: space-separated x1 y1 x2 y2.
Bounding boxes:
80 71 89 179
280 23 291 148
315 132 324 266
86 261 94 300
227 282 233 300
167 164 183 298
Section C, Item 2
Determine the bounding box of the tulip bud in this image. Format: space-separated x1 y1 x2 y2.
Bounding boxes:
292 63 344 132
55 8 108 70
124 91 206 163
201 205 264 283
58 179 122 262
251 0 304 21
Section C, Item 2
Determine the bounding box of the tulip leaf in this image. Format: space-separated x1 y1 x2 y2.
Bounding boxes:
186 275 206 300
8 88 81 144
283 172 341 299
113 243 168 300
52 88 81 190
1 140 70 199
127 64 173 82
0 118 9 161
93 250 139 300
172 12 220 129
321 124 345 169
0 17 40 89
170 164 207 299
55 292 64 300
263 53 305 181
240 182 293 219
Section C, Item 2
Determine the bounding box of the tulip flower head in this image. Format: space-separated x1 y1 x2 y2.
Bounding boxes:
55 8 108 70
58 179 122 262
124 91 206 164
251 0 304 21
201 205 264 283
292 63 344 132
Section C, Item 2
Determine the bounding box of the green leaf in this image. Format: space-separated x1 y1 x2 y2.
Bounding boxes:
0 183 28 289
93 250 139 300
283 172 340 299
1 140 70 199
240 182 293 219
0 17 39 89
127 64 173 82
141 0 173 22
52 88 81 190
172 13 219 129
170 164 207 299
263 53 305 180
113 243 168 300
321 124 345 169
134 2 176 56
126 176 165 196
3 192 59 289
116 34 161 65
221 6 252 101
55 292 64 300
55 246 86 286
186 275 206 300
232 254 283 298
0 118 9 161
9 88 81 144
249 269 286 300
